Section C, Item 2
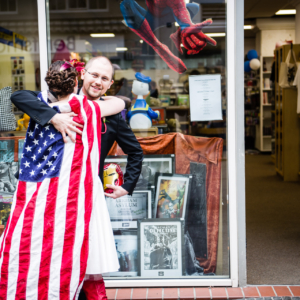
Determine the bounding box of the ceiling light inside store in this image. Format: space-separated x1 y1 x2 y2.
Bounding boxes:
90 33 115 38
140 40 143 43
185 0 190 3
244 25 254 30
175 22 179 27
206 33 226 37
275 9 296 15
116 47 128 51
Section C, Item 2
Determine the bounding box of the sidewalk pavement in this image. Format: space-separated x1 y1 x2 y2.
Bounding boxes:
107 286 300 300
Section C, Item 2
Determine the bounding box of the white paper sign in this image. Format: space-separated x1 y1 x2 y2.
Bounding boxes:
189 74 223 121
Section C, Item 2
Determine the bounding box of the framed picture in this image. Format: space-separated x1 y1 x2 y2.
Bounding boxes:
0 162 19 203
138 219 184 277
0 202 12 226
154 173 192 219
0 137 24 162
105 154 175 189
185 162 208 259
109 230 138 277
18 139 25 166
106 190 152 229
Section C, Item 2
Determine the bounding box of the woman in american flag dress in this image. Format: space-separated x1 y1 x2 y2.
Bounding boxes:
0 61 123 300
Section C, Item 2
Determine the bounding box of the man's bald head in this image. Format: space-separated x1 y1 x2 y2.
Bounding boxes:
85 56 114 80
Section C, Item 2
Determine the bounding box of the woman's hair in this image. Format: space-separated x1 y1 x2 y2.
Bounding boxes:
45 61 78 97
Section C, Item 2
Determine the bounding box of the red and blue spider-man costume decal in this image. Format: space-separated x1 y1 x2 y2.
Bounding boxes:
120 0 217 74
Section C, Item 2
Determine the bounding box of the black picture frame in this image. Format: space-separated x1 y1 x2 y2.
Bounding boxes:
185 162 208 260
109 229 139 277
104 154 175 189
138 218 185 277
106 189 152 229
153 173 192 220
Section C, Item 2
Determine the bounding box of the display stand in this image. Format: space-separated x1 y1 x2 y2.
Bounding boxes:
274 44 300 181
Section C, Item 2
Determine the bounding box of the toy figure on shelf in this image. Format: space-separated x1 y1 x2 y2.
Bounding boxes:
16 113 30 131
120 0 217 73
127 72 160 129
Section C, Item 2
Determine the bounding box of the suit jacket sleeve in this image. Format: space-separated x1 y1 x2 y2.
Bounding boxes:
116 114 143 195
11 90 57 126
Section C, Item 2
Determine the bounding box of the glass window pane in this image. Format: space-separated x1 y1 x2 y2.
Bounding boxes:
45 0 229 282
57 0 66 10
68 0 77 9
8 0 16 11
78 0 86 8
0 0 8 12
89 0 97 9
0 0 40 230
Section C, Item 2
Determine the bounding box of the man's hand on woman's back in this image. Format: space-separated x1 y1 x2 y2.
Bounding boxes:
50 113 83 143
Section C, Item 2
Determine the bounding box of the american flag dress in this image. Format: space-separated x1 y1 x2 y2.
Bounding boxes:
0 92 119 300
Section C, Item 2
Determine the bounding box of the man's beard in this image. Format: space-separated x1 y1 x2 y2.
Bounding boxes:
87 85 104 99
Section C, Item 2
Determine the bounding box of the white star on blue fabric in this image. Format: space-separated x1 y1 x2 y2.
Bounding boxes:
30 170 35 176
39 132 44 138
52 152 58 158
28 131 34 137
33 139 39 145
24 161 30 168
48 133 55 139
25 146 32 152
45 125 50 131
41 169 47 175
35 124 39 129
31 155 36 161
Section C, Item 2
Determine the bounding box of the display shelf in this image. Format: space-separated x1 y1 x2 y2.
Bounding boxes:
274 44 300 181
165 106 189 110
255 55 274 152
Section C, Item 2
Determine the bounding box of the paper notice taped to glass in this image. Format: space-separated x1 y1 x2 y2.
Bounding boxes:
189 74 222 121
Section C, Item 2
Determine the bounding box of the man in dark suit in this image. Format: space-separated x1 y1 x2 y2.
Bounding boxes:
11 56 143 299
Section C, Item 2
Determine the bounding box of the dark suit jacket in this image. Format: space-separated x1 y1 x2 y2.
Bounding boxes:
11 90 143 195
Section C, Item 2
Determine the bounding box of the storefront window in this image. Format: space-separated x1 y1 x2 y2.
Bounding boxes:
46 0 229 281
0 0 40 225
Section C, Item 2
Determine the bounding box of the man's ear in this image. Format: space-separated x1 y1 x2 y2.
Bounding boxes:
109 79 114 89
81 69 85 79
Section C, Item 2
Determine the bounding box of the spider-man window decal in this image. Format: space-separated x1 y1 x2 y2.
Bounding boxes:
120 0 217 74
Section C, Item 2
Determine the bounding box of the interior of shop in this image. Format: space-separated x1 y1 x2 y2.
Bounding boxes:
0 0 299 286
244 0 300 285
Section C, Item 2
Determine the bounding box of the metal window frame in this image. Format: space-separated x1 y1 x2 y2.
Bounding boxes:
0 0 18 14
37 0 246 288
48 0 109 13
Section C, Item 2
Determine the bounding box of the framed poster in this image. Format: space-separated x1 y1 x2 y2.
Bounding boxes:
138 219 184 277
109 231 138 277
0 137 25 162
154 173 192 219
0 162 18 203
105 154 175 189
106 190 152 229
185 162 208 259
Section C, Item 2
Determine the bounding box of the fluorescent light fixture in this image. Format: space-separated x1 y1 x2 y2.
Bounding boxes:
275 9 296 15
116 47 128 51
244 25 254 30
90 33 115 38
140 40 143 44
206 33 226 37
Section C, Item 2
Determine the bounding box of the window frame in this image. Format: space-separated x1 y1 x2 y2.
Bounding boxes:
37 0 246 287
0 0 18 15
48 0 108 13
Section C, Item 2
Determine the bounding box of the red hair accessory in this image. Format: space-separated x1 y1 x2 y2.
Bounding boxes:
59 59 85 73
